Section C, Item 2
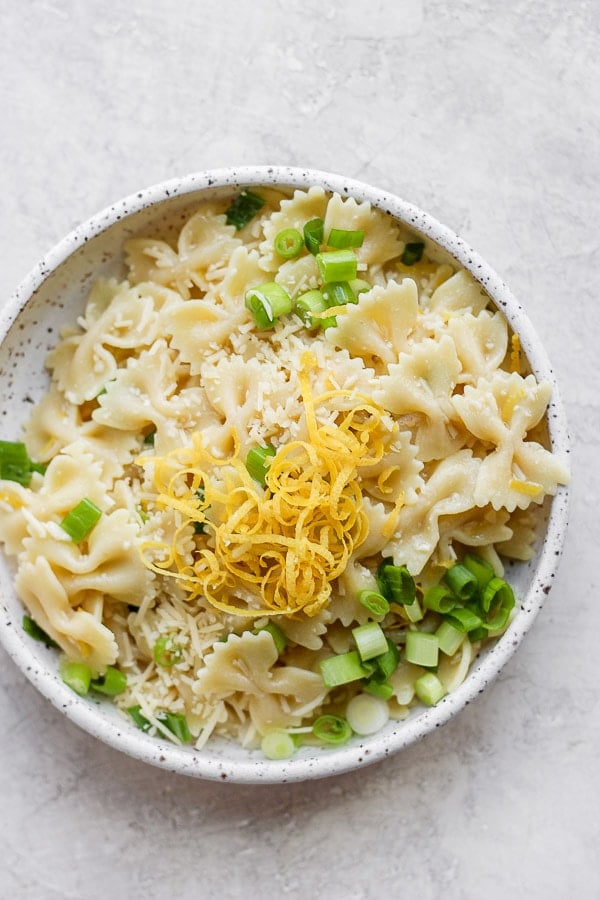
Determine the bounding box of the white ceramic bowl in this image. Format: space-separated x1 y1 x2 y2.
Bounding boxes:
0 167 570 783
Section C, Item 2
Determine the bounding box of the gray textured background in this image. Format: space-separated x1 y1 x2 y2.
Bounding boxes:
1 2 598 898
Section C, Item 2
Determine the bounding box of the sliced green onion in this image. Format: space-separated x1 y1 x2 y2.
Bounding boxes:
352 621 388 661
156 711 192 743
153 634 183 668
245 282 292 329
362 678 394 700
303 218 324 255
444 606 483 634
143 428 156 445
127 704 152 732
404 631 439 667
60 659 93 696
91 666 127 695
274 227 304 259
346 694 389 736
22 614 58 647
0 440 45 486
373 638 401 680
443 563 478 601
349 278 371 296
319 650 372 688
245 444 276 487
414 672 447 706
255 621 287 655
294 289 336 329
59 498 102 542
357 589 390 617
403 598 424 623
327 227 365 249
312 714 353 745
423 584 458 614
462 552 495 591
436 620 465 656
321 281 357 307
376 559 416 606
225 189 265 230
401 241 425 266
481 577 515 631
316 249 357 283
261 730 296 759
468 626 489 643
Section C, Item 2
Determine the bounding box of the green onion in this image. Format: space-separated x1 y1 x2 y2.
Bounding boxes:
153 634 183 668
316 249 358 283
346 694 389 736
327 227 365 249
312 714 353 745
357 589 390 617
414 672 447 706
435 620 465 656
443 563 478 601
404 631 439 667
143 428 156 445
255 621 287 655
303 218 324 255
462 552 495 591
225 189 265 230
274 227 304 259
376 559 416 606
60 659 93 696
401 241 425 266
423 584 458 614
443 606 483 634
59 498 102 542
127 705 152 732
362 678 394 700
261 730 296 759
352 621 388 661
156 711 192 743
468 626 489 643
0 440 45 486
321 281 357 308
294 289 336 329
373 638 401 680
481 577 515 631
319 650 373 688
245 282 292 329
91 666 127 695
403 598 424 623
22 614 58 648
245 444 276 487
349 278 371 296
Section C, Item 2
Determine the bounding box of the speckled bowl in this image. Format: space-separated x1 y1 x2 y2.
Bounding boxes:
0 166 570 783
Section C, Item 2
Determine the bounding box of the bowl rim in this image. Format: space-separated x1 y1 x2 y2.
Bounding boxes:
0 165 570 783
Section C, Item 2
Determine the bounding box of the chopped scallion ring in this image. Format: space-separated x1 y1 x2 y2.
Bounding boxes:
362 678 394 700
319 650 373 687
321 281 357 307
60 659 93 696
327 227 365 249
404 631 439 667
294 289 336 329
443 563 478 601
481 577 515 631
462 552 495 591
156 711 192 743
274 227 304 259
0 439 45 486
401 241 425 265
312 714 353 745
352 621 388 661
357 589 390 617
346 694 389 735
373 638 401 680
254 621 287 655
225 189 265 230
376 559 416 606
414 672 447 706
316 249 358 283
435 620 465 656
245 282 292 329
59 498 102 542
91 666 127 695
303 218 324 254
245 444 277 487
153 634 183 668
127 705 152 732
22 614 58 648
443 606 483 634
261 730 296 759
423 584 457 614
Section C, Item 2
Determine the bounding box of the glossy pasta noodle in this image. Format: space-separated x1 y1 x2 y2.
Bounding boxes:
0 187 569 754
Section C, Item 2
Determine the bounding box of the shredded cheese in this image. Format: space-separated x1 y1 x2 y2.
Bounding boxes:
138 353 397 619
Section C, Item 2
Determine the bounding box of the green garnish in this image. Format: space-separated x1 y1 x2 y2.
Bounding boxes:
153 634 183 668
401 241 425 265
316 249 358 283
225 189 265 230
245 282 292 329
327 227 364 249
0 440 46 486
303 218 324 255
245 444 276 487
312 714 353 745
59 498 102 542
274 227 304 259
22 614 58 648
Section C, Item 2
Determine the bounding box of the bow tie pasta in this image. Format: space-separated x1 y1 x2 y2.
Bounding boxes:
0 186 569 758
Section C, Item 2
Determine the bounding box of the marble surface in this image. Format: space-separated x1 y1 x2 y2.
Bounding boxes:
0 1 597 898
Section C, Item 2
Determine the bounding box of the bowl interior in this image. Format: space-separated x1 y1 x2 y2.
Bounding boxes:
0 168 570 782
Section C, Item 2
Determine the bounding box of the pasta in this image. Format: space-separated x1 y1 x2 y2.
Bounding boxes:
0 186 569 757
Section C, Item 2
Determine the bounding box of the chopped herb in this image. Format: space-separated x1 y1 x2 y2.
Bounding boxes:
401 241 425 266
225 190 265 230
22 614 58 648
59 498 102 542
0 440 46 486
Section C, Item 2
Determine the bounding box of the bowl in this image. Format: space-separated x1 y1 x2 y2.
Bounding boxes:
0 166 570 783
